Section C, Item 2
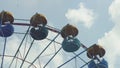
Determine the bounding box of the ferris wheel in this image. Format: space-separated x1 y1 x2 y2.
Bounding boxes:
0 10 108 68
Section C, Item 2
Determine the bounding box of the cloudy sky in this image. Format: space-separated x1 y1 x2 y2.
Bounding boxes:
0 0 120 68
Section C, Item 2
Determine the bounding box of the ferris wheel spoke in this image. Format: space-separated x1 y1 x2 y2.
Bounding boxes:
57 49 87 68
28 33 60 68
73 53 87 64
1 37 7 68
20 39 34 68
23 34 29 58
80 60 92 68
9 26 31 68
43 47 62 68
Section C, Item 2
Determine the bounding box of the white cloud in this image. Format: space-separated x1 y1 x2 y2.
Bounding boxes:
65 3 95 28
98 0 120 68
98 28 120 68
109 0 120 25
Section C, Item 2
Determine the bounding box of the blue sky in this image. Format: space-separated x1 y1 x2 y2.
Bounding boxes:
0 0 120 68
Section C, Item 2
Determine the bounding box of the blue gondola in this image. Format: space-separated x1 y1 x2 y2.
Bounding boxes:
0 22 14 37
62 37 81 52
30 27 48 40
88 59 108 68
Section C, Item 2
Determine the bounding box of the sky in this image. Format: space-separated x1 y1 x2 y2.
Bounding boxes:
0 0 120 68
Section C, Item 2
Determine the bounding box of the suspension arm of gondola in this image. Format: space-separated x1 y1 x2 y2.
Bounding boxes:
57 49 87 68
1 38 7 68
28 33 60 68
43 47 62 68
9 26 31 68
20 40 34 68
